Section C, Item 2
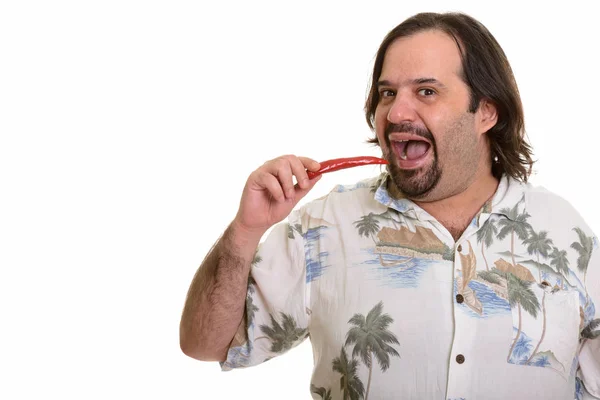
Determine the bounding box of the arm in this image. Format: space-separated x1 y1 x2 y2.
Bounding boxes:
179 221 261 361
179 155 321 361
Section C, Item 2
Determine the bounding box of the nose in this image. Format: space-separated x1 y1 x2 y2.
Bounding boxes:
386 94 417 124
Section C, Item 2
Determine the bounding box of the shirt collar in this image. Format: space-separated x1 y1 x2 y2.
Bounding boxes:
373 173 527 222
485 174 527 221
373 173 419 216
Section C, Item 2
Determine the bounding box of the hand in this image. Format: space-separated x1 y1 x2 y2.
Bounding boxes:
233 155 321 236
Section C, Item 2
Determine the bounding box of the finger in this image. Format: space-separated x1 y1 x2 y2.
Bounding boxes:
287 156 312 189
294 173 322 199
298 156 321 172
255 171 285 202
266 158 296 200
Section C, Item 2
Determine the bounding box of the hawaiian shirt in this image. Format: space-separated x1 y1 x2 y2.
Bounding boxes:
221 174 600 400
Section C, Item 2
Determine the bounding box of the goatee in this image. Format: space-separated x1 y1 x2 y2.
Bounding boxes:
383 122 441 199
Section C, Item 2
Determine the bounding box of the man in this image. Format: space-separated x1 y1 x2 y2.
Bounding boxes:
180 12 599 399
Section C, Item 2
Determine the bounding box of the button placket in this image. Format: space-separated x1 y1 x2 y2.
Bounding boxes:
447 236 473 399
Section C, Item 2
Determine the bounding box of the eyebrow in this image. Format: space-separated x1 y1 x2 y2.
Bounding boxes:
376 77 448 90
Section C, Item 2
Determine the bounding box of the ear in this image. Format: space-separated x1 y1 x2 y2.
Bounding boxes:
476 98 498 136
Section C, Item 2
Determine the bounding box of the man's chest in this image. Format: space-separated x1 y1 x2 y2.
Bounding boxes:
304 215 583 398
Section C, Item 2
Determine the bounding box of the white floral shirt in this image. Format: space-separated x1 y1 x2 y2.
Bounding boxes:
221 174 600 400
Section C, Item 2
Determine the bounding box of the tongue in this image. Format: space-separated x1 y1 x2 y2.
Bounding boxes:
405 140 430 160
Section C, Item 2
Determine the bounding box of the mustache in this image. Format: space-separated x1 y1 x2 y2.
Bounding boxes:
385 122 434 142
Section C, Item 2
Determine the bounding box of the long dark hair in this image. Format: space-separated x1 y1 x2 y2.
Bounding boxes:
365 12 534 182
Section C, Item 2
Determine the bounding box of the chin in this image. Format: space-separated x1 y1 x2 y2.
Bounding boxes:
388 161 441 200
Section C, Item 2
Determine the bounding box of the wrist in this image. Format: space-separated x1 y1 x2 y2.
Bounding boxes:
228 219 265 252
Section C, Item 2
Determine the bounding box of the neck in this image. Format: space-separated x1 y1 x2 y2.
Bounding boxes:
417 173 498 217
389 168 499 241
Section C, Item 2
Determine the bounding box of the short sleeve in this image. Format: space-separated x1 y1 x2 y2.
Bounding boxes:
220 210 309 371
578 235 600 398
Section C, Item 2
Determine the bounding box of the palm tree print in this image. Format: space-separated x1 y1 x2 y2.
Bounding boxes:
257 312 307 353
571 227 594 291
522 229 553 281
477 268 543 362
345 301 400 400
530 354 551 367
476 218 497 271
526 289 548 364
512 334 533 363
287 223 303 239
246 276 259 327
247 255 261 327
310 384 332 400
582 318 600 340
580 318 600 351
520 229 553 363
332 347 365 400
354 213 380 245
497 204 532 267
549 246 570 287
505 272 540 362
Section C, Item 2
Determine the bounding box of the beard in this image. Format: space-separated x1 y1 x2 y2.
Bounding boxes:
383 122 441 199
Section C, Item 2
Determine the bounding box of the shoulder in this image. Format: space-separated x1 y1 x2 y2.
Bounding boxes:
290 175 384 226
310 175 382 206
522 180 595 235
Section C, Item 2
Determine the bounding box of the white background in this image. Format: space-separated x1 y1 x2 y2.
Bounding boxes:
1 1 598 399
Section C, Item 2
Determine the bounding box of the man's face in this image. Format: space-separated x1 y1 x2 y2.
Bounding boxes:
374 30 491 202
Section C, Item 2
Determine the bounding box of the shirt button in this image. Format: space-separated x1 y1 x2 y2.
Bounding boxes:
457 244 463 252
456 294 464 304
456 354 465 364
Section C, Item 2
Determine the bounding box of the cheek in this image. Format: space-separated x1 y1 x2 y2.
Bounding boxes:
438 116 478 159
423 112 445 135
374 107 388 141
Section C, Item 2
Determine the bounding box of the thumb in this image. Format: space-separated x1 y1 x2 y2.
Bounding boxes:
293 174 322 202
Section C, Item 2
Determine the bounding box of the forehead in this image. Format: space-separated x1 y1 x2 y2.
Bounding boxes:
380 29 464 80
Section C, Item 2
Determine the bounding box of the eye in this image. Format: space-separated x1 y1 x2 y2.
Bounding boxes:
418 88 436 96
380 89 396 98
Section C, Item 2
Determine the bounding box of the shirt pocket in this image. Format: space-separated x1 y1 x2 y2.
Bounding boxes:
506 279 581 380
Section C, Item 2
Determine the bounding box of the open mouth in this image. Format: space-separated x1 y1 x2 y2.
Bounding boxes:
391 138 432 169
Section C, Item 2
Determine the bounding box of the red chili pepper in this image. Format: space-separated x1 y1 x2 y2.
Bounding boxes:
307 156 388 179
